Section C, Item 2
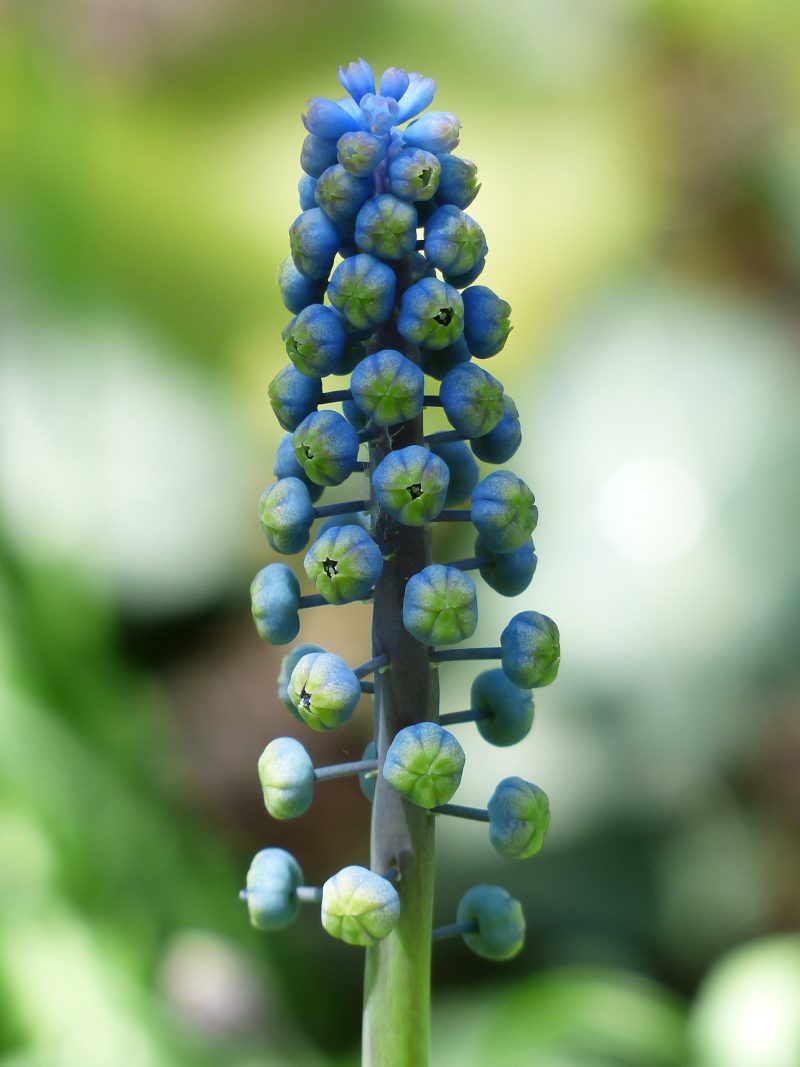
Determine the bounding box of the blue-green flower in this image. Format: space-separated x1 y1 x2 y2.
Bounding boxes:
403 564 478 645
321 866 401 946
245 848 303 931
258 737 315 820
456 885 525 960
488 776 550 859
383 723 465 808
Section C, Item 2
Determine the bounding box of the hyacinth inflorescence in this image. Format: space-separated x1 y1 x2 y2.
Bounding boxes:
243 59 561 1051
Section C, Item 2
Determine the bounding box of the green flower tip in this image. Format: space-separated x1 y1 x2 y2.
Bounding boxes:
456 885 526 960
488 776 550 859
383 722 466 808
258 737 314 820
288 651 361 732
500 610 561 689
321 865 401 946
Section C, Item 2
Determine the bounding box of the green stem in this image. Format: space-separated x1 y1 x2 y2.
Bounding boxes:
362 260 437 1067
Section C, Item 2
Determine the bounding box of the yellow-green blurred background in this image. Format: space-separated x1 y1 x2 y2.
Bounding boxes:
1 1 799 1065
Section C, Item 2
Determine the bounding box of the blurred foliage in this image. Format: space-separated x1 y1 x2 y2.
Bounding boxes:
1 0 799 1064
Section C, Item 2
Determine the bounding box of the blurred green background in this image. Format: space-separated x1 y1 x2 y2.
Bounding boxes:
1 1 799 1065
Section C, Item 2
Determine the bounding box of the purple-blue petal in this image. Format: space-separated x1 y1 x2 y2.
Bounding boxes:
303 97 362 139
396 73 437 122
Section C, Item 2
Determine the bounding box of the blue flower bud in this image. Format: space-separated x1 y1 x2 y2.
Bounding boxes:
355 194 418 260
430 440 479 506
289 208 341 279
383 722 465 807
420 337 471 381
258 477 314 555
277 255 326 314
258 737 315 819
298 174 317 211
288 651 361 731
321 866 401 946
292 409 359 487
284 304 346 377
471 471 538 553
338 332 369 376
269 363 322 432
300 133 339 178
470 668 534 747
350 349 424 426
277 643 324 717
500 611 560 689
424 205 487 277
403 111 461 153
273 434 324 504
359 739 377 801
359 93 400 135
396 74 437 123
337 130 387 176
462 285 512 359
476 535 537 597
342 397 368 431
470 396 521 464
338 58 375 103
440 363 504 438
314 164 373 226
397 277 464 351
443 255 486 289
379 66 410 101
436 154 480 210
403 564 478 645
304 524 383 604
488 776 550 859
410 250 436 282
388 148 441 202
245 848 303 931
372 445 449 526
303 97 361 140
327 254 396 330
456 885 525 960
250 563 300 645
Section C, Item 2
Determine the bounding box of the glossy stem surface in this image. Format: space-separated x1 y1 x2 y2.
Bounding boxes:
362 258 437 1067
314 758 379 782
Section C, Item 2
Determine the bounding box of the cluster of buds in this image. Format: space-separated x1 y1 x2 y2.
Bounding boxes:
242 59 560 976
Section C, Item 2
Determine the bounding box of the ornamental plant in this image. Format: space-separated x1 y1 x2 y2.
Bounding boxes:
242 59 561 1067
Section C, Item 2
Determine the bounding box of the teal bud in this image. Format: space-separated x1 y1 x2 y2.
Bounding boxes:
289 207 341 279
250 564 300 646
277 643 324 718
388 147 441 202
500 611 560 689
470 668 534 747
440 362 505 438
245 848 303 931
355 194 418 260
431 440 479 506
288 651 361 731
398 277 464 351
258 737 314 820
350 349 424 426
359 739 378 801
268 363 322 432
471 471 538 553
321 866 401 946
420 336 471 381
436 154 480 210
470 396 521 464
315 164 373 226
327 253 396 330
284 303 346 378
304 524 383 604
337 131 387 176
488 776 550 859
456 885 525 960
476 535 537 597
258 477 314 555
273 435 324 504
462 285 512 359
424 205 487 277
383 722 465 808
372 445 449 526
277 255 326 314
403 564 478 645
292 410 359 486
300 133 339 178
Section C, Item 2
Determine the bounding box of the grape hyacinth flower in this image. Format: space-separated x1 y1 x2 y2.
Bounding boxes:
243 60 562 1067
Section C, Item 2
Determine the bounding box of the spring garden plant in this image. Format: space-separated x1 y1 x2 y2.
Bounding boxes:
242 59 561 1066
